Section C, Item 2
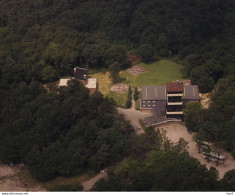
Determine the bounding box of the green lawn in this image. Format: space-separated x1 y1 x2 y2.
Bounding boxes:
120 59 186 88
89 72 112 95
89 72 128 108
109 91 128 108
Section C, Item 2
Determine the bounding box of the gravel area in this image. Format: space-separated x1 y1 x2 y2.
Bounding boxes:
127 65 146 75
110 83 129 93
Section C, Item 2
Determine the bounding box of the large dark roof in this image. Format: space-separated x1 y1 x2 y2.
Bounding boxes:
182 85 200 100
142 84 200 101
166 81 183 92
74 67 87 81
142 86 166 100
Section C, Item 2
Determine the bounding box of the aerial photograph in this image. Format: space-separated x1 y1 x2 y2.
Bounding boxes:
0 0 234 192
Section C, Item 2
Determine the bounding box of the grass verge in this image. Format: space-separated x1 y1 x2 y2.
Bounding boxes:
135 89 141 110
139 119 146 130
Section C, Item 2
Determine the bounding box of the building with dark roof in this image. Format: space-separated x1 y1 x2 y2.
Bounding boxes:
73 67 97 93
74 67 88 81
140 81 201 126
59 67 97 94
166 81 184 93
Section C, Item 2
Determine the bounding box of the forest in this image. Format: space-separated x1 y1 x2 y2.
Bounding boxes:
0 0 234 89
0 0 234 191
0 80 134 181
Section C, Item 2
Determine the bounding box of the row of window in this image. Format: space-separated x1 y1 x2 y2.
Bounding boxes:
142 104 156 107
142 100 156 103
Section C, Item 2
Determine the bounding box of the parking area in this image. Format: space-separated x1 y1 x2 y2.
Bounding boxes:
156 122 235 179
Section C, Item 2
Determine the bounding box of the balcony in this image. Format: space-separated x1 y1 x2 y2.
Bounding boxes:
167 93 183 97
166 111 183 115
167 102 183 105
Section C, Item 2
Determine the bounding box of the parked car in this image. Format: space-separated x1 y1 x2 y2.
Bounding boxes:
8 161 14 166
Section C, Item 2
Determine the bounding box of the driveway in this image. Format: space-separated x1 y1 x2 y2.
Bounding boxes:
117 107 150 135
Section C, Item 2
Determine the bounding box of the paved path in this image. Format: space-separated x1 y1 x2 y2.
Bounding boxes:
81 170 107 191
131 94 135 109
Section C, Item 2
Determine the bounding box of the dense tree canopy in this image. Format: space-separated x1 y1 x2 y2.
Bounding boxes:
184 92 235 157
0 0 234 90
0 0 234 190
0 80 133 181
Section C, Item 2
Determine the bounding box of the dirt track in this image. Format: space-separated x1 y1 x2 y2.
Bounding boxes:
81 170 107 191
157 122 235 179
0 164 45 191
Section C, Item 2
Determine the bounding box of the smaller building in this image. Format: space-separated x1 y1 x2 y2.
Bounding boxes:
59 79 71 87
74 67 88 81
59 67 97 93
85 78 97 94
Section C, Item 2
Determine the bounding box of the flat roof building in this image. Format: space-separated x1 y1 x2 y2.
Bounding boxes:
140 81 201 126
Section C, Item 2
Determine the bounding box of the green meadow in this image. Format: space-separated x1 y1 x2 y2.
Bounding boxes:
120 59 186 87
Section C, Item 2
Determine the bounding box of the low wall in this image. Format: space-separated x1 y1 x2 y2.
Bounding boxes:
146 118 182 127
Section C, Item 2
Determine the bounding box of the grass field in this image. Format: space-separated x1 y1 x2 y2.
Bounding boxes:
89 72 112 95
120 59 186 87
89 72 128 108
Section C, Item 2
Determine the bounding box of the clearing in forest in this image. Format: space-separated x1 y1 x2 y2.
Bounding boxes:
89 72 128 108
120 59 185 88
0 163 96 191
89 59 185 108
